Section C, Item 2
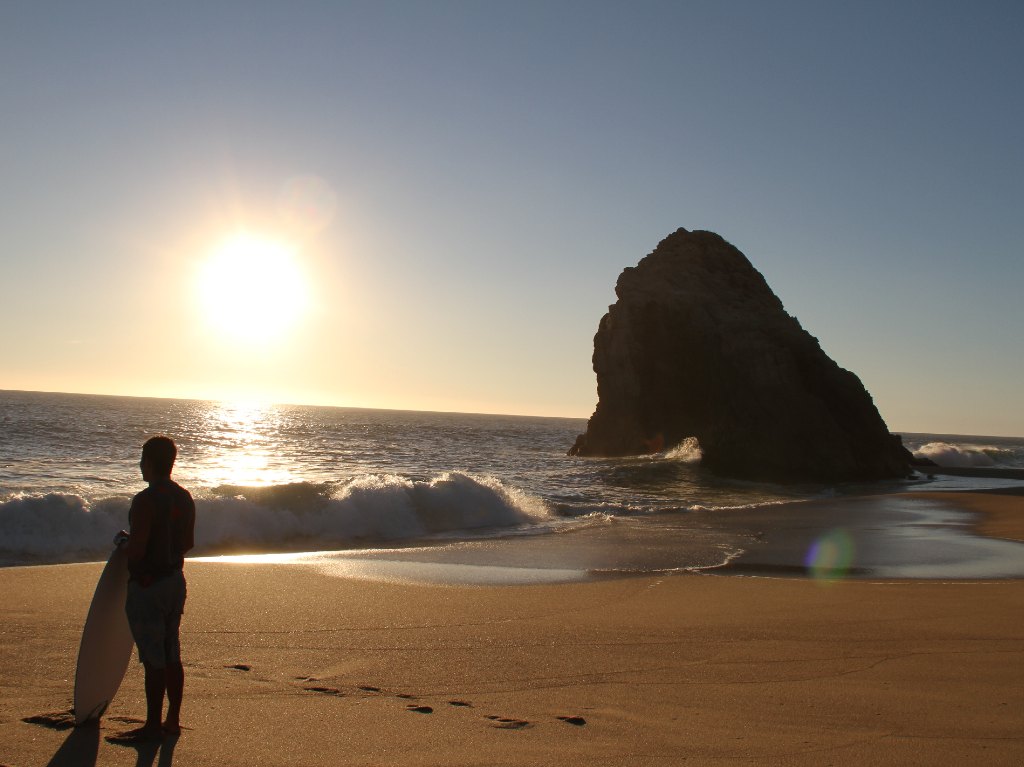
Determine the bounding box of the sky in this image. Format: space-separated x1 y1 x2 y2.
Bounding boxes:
1 1 1022 436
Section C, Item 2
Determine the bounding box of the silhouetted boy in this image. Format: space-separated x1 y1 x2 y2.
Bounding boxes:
120 436 195 741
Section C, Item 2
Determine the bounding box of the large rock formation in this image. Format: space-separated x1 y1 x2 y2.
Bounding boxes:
569 228 913 482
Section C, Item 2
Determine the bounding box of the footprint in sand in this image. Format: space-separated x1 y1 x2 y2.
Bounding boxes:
225 664 251 671
448 700 473 708
304 686 345 697
485 715 530 730
406 705 433 714
557 715 587 726
357 685 423 702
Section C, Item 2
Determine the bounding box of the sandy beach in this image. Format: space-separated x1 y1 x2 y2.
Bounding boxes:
2 490 1022 767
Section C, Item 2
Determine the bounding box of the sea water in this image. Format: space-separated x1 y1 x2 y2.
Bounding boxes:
2 390 1023 578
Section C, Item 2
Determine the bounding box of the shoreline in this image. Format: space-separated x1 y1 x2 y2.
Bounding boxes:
184 487 1024 585
3 485 1023 583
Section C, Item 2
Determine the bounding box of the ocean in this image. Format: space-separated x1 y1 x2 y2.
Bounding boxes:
2 390 1023 578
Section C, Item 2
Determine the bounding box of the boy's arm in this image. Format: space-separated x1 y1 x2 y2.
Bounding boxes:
126 496 154 563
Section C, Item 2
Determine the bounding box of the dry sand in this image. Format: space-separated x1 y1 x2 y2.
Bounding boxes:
2 491 1022 766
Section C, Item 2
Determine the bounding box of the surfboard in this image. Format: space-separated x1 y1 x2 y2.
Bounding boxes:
73 543 134 725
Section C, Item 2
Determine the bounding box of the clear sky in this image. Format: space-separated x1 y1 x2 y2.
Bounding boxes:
2 1 1022 435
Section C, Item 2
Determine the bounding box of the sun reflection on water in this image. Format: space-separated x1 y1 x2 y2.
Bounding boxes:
192 400 300 487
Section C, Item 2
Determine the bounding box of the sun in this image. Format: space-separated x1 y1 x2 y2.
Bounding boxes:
197 233 309 344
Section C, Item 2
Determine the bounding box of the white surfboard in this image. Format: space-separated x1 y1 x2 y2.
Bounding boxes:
74 543 134 725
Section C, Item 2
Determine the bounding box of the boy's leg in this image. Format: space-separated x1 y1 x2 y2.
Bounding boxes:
143 661 167 731
125 582 166 739
163 604 184 733
164 661 184 733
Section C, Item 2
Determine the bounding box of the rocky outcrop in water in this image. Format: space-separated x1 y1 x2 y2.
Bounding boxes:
569 228 913 482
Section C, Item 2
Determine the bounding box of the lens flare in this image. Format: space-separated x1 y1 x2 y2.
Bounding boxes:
278 175 337 235
805 528 855 582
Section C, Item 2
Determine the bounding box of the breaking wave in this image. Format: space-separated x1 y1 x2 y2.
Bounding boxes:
913 442 1018 468
0 472 553 566
664 436 703 464
0 493 128 564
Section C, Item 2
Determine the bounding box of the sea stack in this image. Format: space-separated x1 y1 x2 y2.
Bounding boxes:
569 228 913 482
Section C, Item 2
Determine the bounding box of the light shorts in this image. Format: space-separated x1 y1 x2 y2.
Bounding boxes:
126 570 187 669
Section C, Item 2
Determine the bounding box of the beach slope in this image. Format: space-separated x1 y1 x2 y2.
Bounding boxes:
2 493 1022 766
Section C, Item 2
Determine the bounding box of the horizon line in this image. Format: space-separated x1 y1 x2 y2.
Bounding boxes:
0 386 591 423
3 387 1021 440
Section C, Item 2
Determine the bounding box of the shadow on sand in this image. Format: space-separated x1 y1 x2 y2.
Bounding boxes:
44 725 99 767
43 725 178 767
114 733 178 767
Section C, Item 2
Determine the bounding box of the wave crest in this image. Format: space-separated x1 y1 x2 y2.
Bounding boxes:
913 442 1014 468
0 493 129 563
0 472 553 566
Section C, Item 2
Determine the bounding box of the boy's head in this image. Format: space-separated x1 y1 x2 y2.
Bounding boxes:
141 436 177 478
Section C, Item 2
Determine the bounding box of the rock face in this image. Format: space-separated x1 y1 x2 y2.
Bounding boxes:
569 228 913 482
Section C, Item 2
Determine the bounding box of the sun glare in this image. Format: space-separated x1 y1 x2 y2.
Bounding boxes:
198 234 309 344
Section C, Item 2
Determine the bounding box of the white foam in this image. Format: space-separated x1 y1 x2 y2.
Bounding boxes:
914 442 1000 468
664 436 703 463
0 493 128 563
193 553 590 586
0 472 554 566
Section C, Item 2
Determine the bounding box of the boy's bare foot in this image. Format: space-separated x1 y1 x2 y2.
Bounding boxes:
162 721 181 736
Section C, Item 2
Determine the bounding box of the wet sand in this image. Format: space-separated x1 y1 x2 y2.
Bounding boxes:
716 489 1024 578
255 486 1024 583
914 486 1024 543
2 491 1022 766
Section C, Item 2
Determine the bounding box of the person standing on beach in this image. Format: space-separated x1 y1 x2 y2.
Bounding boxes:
120 435 195 741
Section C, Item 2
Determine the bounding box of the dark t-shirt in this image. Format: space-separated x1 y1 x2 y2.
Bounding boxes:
128 479 195 583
